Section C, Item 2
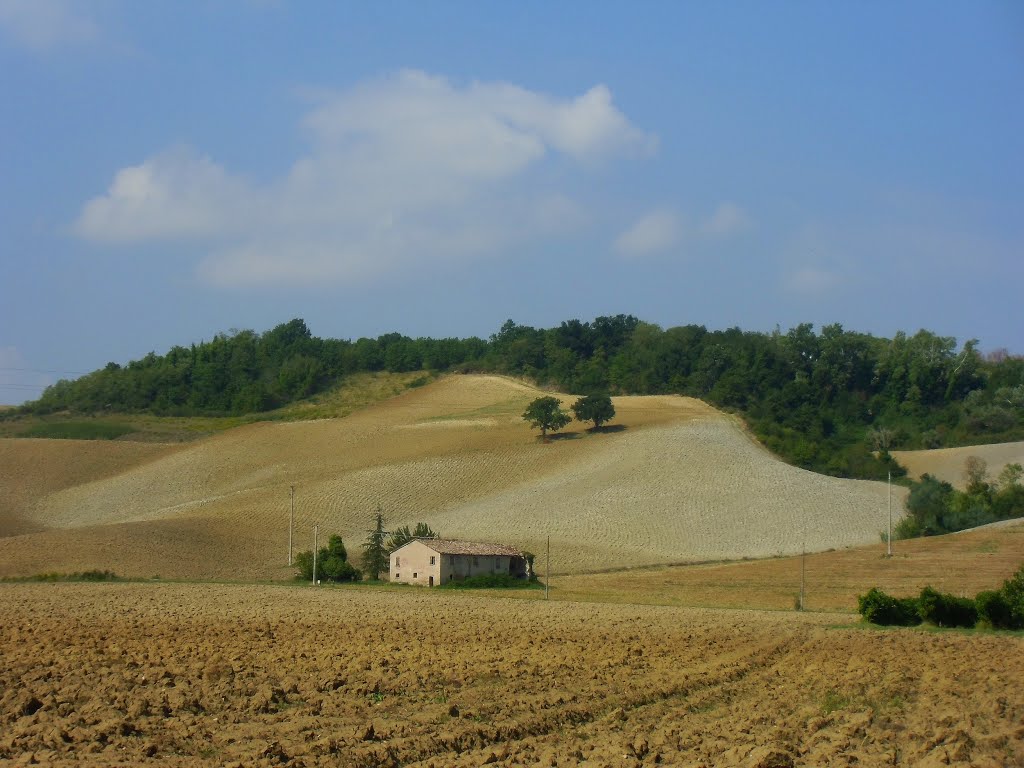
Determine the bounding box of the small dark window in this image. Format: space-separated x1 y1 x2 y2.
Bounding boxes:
413 572 417 578
395 573 400 579
430 556 435 565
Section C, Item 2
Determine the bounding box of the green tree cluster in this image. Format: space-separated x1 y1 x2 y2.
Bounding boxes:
295 534 360 583
386 522 438 552
898 459 1024 537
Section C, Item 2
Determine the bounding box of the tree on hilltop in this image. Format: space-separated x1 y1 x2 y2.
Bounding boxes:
386 522 438 552
522 396 571 438
572 394 615 430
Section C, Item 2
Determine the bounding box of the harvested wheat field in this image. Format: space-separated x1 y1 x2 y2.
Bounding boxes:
555 519 1024 612
0 582 1021 768
0 375 901 580
893 441 1024 489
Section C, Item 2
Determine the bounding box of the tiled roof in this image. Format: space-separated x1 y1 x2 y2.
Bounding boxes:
408 538 524 557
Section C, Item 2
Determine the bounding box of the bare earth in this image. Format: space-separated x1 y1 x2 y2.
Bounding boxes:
893 441 1024 489
1 582 1021 768
0 375 903 580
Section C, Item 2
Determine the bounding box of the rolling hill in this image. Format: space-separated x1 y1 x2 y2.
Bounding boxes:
0 375 904 580
893 441 1024 489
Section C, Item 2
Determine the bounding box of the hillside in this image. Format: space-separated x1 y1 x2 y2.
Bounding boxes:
0 375 902 581
893 441 1024 489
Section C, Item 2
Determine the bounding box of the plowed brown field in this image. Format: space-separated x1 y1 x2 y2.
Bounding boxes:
1 583 1021 767
0 376 901 580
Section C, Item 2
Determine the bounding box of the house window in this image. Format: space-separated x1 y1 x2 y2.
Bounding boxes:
430 556 435 565
413 572 418 578
395 573 400 579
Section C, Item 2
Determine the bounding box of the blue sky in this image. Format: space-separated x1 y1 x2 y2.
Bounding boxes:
1 1 1022 405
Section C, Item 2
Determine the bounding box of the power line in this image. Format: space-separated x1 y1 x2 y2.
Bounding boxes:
0 367 89 375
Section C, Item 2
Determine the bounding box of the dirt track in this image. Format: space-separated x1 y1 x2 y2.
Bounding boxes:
1 583 1021 767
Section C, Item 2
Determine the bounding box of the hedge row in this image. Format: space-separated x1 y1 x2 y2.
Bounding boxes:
858 565 1024 630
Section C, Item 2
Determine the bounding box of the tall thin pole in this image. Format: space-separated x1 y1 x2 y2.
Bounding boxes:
887 470 892 557
799 541 806 611
545 502 550 601
288 485 295 566
312 524 318 586
545 534 550 601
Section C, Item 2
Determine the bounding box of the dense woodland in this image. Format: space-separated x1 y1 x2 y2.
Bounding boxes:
16 316 1024 483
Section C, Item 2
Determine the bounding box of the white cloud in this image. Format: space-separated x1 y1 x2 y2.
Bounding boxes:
0 0 98 50
785 268 843 296
75 147 254 242
614 209 681 257
703 202 750 237
75 70 653 286
614 202 750 258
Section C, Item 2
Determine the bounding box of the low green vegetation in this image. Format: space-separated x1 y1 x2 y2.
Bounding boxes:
438 574 542 590
899 459 1024 538
858 565 1024 630
1 570 124 583
20 421 135 440
294 535 361 583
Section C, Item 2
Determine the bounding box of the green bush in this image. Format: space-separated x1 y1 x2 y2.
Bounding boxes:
975 590 1020 630
917 586 978 628
1 570 123 583
439 574 538 589
22 421 134 440
295 534 361 583
857 588 921 626
976 565 1024 630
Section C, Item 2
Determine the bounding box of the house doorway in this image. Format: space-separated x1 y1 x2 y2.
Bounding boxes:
429 576 434 587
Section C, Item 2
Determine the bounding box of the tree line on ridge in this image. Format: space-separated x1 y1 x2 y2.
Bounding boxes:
13 316 1024 481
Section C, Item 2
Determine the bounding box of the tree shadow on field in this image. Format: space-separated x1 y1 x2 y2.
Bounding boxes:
540 431 583 442
588 424 627 434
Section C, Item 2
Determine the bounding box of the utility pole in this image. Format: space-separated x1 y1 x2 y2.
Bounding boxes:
799 541 806 611
288 485 295 566
545 533 550 601
312 524 318 586
887 470 892 557
545 502 550 601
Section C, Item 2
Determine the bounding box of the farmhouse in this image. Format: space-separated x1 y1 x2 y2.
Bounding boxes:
389 538 530 586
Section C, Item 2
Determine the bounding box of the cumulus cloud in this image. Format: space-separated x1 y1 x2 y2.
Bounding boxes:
614 202 750 258
75 147 255 242
613 209 681 257
0 0 97 50
702 202 750 237
784 268 843 296
75 70 653 287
